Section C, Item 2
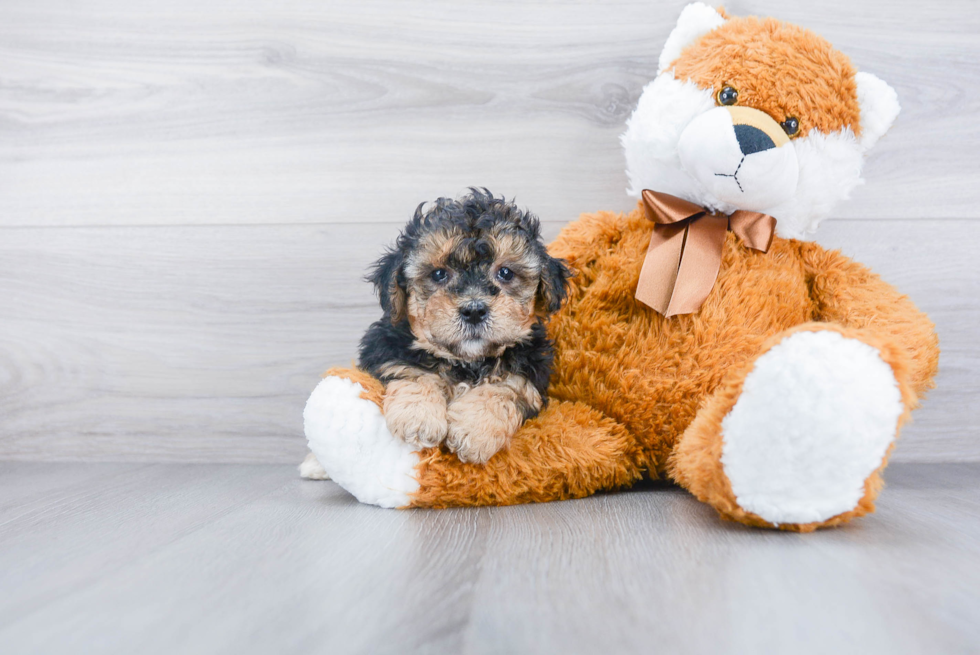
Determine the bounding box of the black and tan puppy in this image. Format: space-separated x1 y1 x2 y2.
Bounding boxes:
358 189 571 464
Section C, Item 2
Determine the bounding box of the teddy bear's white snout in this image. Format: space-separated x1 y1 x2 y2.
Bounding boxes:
678 106 799 212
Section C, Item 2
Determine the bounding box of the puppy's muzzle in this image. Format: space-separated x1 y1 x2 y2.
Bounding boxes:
459 300 489 326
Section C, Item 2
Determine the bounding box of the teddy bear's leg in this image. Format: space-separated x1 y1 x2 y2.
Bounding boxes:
303 367 645 508
669 324 916 531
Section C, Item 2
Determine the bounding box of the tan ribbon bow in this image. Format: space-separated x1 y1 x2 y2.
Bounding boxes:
635 189 777 317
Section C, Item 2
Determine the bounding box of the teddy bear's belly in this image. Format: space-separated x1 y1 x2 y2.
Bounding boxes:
548 243 812 475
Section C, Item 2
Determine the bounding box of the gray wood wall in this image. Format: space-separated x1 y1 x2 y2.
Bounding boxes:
2 0 978 464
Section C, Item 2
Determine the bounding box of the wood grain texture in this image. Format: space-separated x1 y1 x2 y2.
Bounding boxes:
1 461 979 654
0 219 975 463
1 0 978 227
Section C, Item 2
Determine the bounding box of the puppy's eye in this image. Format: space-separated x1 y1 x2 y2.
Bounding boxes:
496 267 515 282
780 116 800 137
430 268 449 283
717 85 738 106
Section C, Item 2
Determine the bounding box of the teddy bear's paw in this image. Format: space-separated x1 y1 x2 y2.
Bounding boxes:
298 451 329 480
720 330 904 525
303 376 420 508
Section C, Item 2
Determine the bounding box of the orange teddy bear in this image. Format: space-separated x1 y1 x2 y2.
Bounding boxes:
303 4 939 531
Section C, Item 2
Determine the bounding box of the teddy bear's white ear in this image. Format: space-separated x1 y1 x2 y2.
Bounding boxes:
855 72 900 151
657 3 726 74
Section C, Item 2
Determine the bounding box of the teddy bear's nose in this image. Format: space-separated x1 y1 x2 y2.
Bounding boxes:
723 106 790 155
734 124 776 156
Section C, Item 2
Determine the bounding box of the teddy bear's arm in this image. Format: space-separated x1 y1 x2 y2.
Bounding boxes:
800 242 939 397
303 366 646 507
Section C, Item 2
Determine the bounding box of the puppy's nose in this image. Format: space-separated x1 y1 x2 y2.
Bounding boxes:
459 301 489 325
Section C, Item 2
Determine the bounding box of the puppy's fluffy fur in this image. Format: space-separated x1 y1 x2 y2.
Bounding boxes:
358 189 571 463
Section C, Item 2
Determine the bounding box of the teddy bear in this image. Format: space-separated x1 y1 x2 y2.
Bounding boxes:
302 4 939 531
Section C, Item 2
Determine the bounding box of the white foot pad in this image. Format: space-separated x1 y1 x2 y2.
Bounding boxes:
303 376 420 508
721 331 903 525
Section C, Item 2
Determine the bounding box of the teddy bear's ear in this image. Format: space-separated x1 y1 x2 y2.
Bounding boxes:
657 3 727 74
855 72 901 151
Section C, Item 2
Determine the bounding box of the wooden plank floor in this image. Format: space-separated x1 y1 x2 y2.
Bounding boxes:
1 462 978 654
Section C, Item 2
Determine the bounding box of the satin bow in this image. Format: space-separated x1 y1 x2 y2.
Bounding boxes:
635 190 777 317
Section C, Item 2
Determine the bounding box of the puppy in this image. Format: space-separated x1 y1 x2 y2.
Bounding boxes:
358 189 571 464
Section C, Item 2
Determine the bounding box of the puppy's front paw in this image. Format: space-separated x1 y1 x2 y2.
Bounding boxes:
384 379 449 448
446 385 523 464
388 408 448 448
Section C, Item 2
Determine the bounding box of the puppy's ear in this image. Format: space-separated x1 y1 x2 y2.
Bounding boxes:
368 248 408 323
535 255 572 316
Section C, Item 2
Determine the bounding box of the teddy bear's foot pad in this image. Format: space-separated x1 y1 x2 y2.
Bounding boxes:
721 331 904 525
304 376 420 508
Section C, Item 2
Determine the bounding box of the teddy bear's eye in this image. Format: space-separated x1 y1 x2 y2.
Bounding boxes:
717 85 738 106
780 117 800 137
